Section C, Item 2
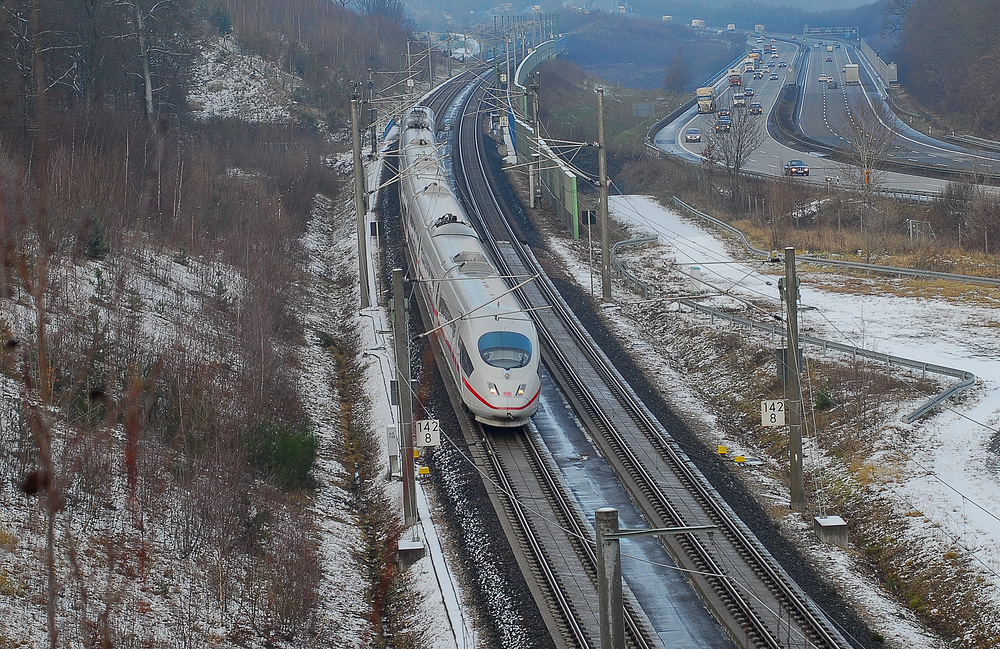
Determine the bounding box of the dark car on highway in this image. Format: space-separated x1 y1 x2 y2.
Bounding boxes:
715 118 732 133
749 102 762 115
784 160 809 176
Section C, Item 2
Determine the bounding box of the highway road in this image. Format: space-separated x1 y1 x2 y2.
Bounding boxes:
652 36 1000 196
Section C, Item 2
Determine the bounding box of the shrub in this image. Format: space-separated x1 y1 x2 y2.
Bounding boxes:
81 212 110 260
246 420 317 490
814 383 835 411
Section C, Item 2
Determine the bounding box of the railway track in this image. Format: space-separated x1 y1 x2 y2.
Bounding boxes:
438 74 860 649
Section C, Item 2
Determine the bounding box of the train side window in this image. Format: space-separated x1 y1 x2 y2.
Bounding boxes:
438 298 453 324
459 341 475 377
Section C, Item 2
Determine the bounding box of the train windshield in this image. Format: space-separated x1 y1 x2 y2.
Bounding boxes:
478 331 532 370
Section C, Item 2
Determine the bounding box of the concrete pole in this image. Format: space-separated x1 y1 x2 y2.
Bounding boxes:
393 268 417 527
532 76 541 209
351 98 371 309
784 247 805 512
427 33 433 84
447 31 452 77
367 69 377 156
597 87 612 303
505 35 512 92
595 508 625 649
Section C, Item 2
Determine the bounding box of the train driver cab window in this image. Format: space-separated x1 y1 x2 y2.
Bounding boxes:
478 331 532 370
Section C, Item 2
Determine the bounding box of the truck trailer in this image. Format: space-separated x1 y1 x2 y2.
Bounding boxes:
844 63 860 85
696 87 716 113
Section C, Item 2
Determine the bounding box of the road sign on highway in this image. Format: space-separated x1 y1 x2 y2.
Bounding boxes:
761 400 785 427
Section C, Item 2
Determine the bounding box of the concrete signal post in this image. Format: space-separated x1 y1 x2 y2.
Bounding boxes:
596 87 611 303
595 508 717 649
781 248 805 512
392 268 417 527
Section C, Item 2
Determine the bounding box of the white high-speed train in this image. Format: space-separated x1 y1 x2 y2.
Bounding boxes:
398 106 540 427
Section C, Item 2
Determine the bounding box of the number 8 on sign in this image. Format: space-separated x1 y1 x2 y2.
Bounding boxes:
415 419 440 447
760 400 785 427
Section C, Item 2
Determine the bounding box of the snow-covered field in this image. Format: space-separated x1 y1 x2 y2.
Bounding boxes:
539 194 1000 648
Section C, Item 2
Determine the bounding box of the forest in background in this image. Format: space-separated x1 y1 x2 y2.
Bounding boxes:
625 0 888 38
558 12 745 90
0 0 413 645
894 0 1000 138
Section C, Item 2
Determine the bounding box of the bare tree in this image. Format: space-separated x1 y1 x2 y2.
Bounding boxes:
881 0 913 37
702 104 766 208
839 97 899 260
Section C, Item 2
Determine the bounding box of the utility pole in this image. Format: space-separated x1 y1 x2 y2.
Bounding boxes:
530 73 541 209
597 87 611 303
782 247 805 512
595 508 624 649
595 508 718 649
367 69 377 156
351 97 371 309
505 35 512 96
427 33 433 84
392 268 418 527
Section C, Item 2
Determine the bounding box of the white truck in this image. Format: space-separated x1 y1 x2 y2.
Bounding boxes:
696 87 716 113
732 91 746 108
827 44 834 52
844 63 860 85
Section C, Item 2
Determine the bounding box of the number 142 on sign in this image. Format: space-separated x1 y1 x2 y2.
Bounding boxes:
761 400 785 427
415 419 440 447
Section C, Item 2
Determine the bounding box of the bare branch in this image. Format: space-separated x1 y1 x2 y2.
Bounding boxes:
703 103 766 207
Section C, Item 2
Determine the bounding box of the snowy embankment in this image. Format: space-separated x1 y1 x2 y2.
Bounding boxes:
543 194 1000 648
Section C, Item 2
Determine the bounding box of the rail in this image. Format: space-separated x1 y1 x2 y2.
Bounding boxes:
943 134 1000 153
463 73 858 649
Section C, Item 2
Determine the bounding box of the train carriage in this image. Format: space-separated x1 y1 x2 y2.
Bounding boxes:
398 106 541 426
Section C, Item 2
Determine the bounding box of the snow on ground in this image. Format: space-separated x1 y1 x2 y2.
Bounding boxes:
353 141 465 649
295 193 370 641
184 35 463 648
544 194 1000 648
187 36 295 122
